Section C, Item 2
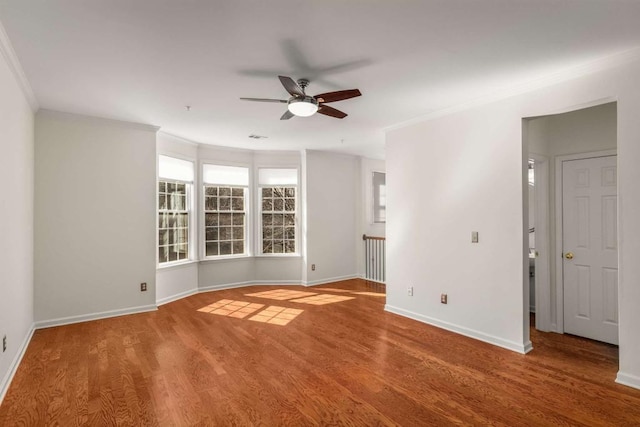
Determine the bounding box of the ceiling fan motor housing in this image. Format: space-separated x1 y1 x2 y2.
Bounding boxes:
288 96 319 117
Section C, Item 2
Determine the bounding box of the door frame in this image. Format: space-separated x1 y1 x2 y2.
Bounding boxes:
529 153 551 332
554 149 617 334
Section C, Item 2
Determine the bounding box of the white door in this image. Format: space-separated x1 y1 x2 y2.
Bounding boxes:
562 155 618 345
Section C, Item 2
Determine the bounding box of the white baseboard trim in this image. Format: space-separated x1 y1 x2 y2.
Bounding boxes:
616 371 640 390
385 304 530 354
156 288 198 306
34 304 158 329
0 323 35 405
304 274 359 287
198 280 300 293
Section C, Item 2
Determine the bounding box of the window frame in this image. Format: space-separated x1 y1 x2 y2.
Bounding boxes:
372 170 386 224
202 184 249 259
157 155 195 268
201 162 251 260
257 167 299 257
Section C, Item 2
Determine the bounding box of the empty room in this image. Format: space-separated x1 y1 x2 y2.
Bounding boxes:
2 1 640 425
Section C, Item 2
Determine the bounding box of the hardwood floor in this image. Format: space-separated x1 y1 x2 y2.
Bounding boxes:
1 279 639 426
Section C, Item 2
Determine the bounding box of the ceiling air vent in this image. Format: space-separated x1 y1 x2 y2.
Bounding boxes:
248 134 268 139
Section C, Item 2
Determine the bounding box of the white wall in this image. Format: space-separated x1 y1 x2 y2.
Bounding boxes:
387 101 526 352
527 103 617 326
304 150 359 285
386 57 640 389
156 133 199 304
34 111 157 324
528 102 617 158
0 40 34 401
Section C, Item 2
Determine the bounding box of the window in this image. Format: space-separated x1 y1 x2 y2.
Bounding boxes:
158 156 194 265
372 171 386 223
203 164 249 257
259 168 298 254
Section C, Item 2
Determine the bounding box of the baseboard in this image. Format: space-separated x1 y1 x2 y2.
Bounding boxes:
156 288 198 306
198 280 300 293
34 304 158 329
616 371 640 390
304 274 359 287
385 304 530 354
0 323 35 405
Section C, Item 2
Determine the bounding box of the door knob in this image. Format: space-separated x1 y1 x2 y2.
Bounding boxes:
565 252 574 260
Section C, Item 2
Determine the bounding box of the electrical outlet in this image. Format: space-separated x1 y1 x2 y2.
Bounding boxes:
441 293 448 304
311 264 316 271
140 282 147 292
471 231 479 243
2 335 6 352
407 286 413 296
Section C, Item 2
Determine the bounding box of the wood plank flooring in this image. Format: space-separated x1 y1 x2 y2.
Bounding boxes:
1 279 640 426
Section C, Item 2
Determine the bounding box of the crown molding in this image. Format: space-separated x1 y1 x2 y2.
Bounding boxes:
159 131 201 147
0 19 38 112
38 109 160 132
385 47 640 132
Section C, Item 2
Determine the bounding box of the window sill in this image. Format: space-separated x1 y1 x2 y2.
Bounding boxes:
254 254 301 259
157 260 198 270
199 254 253 264
198 254 302 263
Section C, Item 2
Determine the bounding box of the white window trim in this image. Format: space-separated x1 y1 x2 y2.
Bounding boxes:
371 170 386 225
256 167 300 257
202 183 250 260
157 177 194 267
200 161 252 261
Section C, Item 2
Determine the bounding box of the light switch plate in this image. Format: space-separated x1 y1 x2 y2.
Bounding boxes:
471 231 479 243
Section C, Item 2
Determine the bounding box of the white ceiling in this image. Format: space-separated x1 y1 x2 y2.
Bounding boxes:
2 1 640 159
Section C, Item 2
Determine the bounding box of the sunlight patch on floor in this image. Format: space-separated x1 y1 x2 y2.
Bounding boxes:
245 289 317 300
198 300 265 318
290 294 355 305
248 306 304 325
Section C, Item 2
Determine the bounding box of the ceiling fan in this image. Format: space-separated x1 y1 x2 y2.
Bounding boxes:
240 76 361 120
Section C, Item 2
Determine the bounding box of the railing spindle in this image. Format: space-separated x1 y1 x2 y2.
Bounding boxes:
363 234 386 284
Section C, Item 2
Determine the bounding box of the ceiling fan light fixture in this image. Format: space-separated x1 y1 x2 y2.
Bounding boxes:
288 97 318 117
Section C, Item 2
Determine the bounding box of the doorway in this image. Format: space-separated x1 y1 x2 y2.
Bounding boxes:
524 102 618 344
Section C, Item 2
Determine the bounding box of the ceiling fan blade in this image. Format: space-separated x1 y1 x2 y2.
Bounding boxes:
318 105 347 119
280 110 295 120
240 97 288 103
314 89 361 103
278 76 304 97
